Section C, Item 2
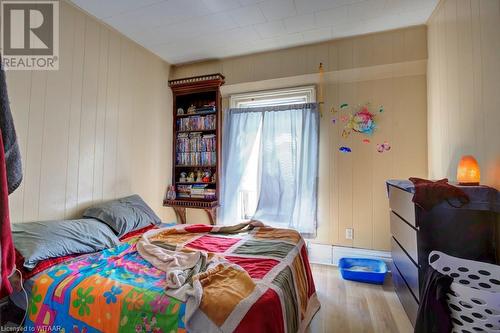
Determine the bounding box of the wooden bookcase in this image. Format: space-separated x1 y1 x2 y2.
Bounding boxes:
164 74 225 225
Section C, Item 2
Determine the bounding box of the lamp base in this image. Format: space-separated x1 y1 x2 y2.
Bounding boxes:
458 182 480 186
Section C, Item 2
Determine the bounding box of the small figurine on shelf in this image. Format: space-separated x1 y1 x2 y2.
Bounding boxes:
211 172 216 183
179 172 187 182
187 172 195 182
202 170 212 183
177 108 184 115
166 185 176 201
187 105 196 114
196 169 203 182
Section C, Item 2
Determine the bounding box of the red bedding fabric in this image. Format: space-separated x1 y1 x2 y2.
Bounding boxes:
15 249 80 280
225 256 279 279
186 234 240 252
234 288 285 333
118 224 157 241
16 224 158 280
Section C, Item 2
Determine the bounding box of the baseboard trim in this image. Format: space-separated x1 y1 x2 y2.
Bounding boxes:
307 242 392 267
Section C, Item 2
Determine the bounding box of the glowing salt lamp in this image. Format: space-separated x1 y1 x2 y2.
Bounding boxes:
457 155 480 185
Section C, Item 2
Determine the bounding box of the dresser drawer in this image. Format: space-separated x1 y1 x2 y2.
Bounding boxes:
390 211 418 263
391 237 419 301
391 262 418 326
388 185 416 227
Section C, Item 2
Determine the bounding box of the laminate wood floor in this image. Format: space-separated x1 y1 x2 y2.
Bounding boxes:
307 264 413 333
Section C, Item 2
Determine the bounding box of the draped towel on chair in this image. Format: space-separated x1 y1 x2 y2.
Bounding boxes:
220 103 319 236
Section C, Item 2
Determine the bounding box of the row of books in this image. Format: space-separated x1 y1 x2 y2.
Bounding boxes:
177 184 216 200
177 114 216 131
176 152 216 166
177 133 216 153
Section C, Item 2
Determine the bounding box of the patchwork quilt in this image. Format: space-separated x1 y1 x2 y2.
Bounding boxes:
25 223 320 333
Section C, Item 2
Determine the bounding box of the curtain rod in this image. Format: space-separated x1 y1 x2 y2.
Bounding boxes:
227 103 319 114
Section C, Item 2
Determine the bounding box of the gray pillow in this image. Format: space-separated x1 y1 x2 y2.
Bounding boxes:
12 218 121 270
83 194 161 237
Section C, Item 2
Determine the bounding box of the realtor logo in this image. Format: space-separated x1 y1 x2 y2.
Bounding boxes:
1 0 59 70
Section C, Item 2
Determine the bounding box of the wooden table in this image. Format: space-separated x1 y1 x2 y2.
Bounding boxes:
163 199 218 225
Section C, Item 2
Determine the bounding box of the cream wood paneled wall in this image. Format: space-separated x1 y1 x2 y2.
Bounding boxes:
318 77 427 250
172 26 428 251
427 0 500 189
7 1 176 223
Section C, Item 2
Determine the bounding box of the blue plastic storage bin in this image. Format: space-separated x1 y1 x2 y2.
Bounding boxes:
338 258 387 284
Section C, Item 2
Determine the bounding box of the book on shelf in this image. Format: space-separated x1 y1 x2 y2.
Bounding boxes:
177 114 216 131
176 132 216 153
176 151 216 166
175 184 216 200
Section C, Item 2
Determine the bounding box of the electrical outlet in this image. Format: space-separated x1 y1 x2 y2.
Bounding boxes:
345 228 354 240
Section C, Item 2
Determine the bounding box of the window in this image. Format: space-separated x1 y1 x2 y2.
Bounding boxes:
228 86 317 223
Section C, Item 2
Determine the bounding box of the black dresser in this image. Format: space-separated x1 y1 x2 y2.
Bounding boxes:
387 180 499 325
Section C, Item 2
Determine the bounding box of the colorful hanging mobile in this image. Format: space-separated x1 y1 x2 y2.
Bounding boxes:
331 101 388 154
345 105 376 136
335 103 378 138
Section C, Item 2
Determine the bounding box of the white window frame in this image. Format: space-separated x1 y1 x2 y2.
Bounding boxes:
229 85 316 108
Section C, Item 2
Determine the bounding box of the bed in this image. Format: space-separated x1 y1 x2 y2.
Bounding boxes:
17 222 320 333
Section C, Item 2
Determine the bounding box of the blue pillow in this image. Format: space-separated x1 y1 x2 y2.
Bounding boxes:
83 194 161 237
12 218 121 270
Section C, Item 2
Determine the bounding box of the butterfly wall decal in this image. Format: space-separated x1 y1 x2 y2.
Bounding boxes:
376 142 391 153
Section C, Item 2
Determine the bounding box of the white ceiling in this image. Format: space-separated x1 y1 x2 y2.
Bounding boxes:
70 0 438 65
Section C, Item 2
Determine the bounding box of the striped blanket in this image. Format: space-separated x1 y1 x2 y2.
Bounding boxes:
25 223 320 333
